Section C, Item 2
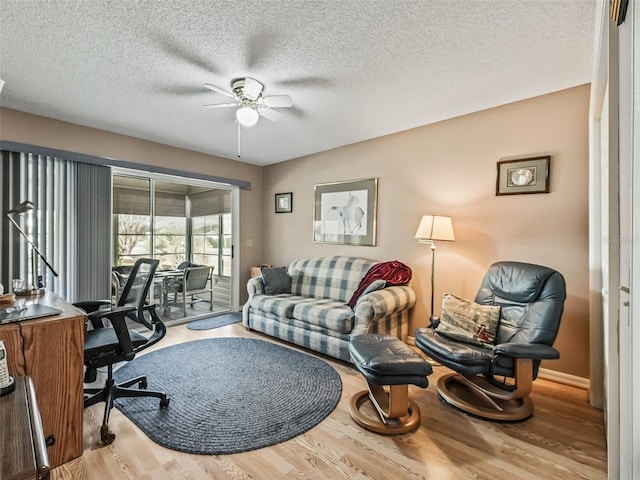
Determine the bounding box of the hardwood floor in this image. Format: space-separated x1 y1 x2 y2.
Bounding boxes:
52 323 607 480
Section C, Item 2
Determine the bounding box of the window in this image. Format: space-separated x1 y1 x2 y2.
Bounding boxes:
190 189 232 277
112 175 232 274
117 214 151 263
192 212 232 276
153 182 187 269
113 176 151 266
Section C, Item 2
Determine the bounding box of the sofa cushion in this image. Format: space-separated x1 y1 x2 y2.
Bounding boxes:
250 294 313 318
261 267 292 295
292 299 355 334
289 256 374 302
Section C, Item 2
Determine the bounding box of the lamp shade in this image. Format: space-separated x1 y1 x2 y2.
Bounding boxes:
236 107 259 127
415 215 455 242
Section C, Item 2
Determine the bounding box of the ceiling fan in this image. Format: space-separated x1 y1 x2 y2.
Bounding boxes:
203 77 293 127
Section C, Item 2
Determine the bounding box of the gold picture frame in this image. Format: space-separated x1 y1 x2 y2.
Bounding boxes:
313 178 378 246
496 156 550 196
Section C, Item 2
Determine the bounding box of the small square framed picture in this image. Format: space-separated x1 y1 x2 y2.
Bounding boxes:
496 156 550 196
275 192 293 213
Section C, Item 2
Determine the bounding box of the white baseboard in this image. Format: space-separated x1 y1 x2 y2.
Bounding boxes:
537 368 590 390
406 336 590 390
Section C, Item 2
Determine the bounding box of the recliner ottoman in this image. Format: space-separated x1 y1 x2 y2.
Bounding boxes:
349 333 432 434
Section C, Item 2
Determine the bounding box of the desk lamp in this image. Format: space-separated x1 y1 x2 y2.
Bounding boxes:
415 215 455 322
6 200 58 295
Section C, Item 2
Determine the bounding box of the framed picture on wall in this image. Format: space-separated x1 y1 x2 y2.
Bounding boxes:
313 178 378 246
496 156 550 196
275 192 292 213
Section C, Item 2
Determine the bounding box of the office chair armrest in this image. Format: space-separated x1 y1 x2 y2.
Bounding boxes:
74 300 114 329
73 300 111 313
133 303 166 353
100 306 138 361
133 303 160 330
493 343 560 361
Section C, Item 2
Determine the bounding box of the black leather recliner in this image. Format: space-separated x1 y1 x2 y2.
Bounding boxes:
414 261 566 421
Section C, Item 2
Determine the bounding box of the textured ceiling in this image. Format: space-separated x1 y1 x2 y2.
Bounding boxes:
0 1 596 166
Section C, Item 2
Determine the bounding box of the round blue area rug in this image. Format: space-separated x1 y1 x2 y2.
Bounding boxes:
113 338 342 455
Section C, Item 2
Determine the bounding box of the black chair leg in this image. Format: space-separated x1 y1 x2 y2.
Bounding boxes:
87 366 117 445
101 382 116 445
83 367 169 445
118 375 147 390
111 374 168 404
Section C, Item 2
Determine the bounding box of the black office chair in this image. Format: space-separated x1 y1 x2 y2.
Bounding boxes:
415 261 566 421
74 258 169 444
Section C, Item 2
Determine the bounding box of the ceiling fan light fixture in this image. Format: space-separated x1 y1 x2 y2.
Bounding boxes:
236 106 259 127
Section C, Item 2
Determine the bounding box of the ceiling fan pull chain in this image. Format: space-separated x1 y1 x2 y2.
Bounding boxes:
237 122 241 158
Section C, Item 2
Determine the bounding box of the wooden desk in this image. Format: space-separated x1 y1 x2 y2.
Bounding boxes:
0 376 50 480
0 293 85 469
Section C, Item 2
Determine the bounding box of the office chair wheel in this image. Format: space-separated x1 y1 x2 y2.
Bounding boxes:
138 379 147 389
160 397 170 409
100 425 115 445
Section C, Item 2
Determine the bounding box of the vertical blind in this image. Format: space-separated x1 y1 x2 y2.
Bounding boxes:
1 151 111 302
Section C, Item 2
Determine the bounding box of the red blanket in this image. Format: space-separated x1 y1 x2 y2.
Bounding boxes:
348 260 412 308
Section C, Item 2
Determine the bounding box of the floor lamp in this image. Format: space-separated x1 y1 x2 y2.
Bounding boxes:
415 215 455 323
6 200 59 296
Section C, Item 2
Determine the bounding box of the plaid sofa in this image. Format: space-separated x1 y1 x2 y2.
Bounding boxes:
242 256 416 362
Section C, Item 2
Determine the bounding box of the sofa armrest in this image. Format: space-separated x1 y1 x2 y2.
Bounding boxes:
247 276 265 296
354 285 416 323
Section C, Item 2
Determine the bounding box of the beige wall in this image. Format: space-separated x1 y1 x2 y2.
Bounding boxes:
1 85 591 377
263 85 591 378
0 107 265 302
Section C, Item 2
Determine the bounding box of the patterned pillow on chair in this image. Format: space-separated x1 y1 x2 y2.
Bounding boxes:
435 293 501 348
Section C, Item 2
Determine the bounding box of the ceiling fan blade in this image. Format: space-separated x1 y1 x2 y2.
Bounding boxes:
243 77 263 100
259 107 282 121
204 83 235 98
263 95 293 108
154 34 220 75
203 102 237 108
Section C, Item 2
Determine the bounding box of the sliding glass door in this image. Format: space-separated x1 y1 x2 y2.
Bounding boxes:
112 173 236 319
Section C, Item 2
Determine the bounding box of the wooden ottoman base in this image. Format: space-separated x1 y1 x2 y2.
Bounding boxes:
349 383 421 435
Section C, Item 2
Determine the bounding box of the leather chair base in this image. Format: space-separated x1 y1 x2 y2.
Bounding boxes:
438 373 533 422
349 387 421 435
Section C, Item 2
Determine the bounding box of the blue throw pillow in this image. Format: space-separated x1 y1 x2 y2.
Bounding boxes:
261 267 292 295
